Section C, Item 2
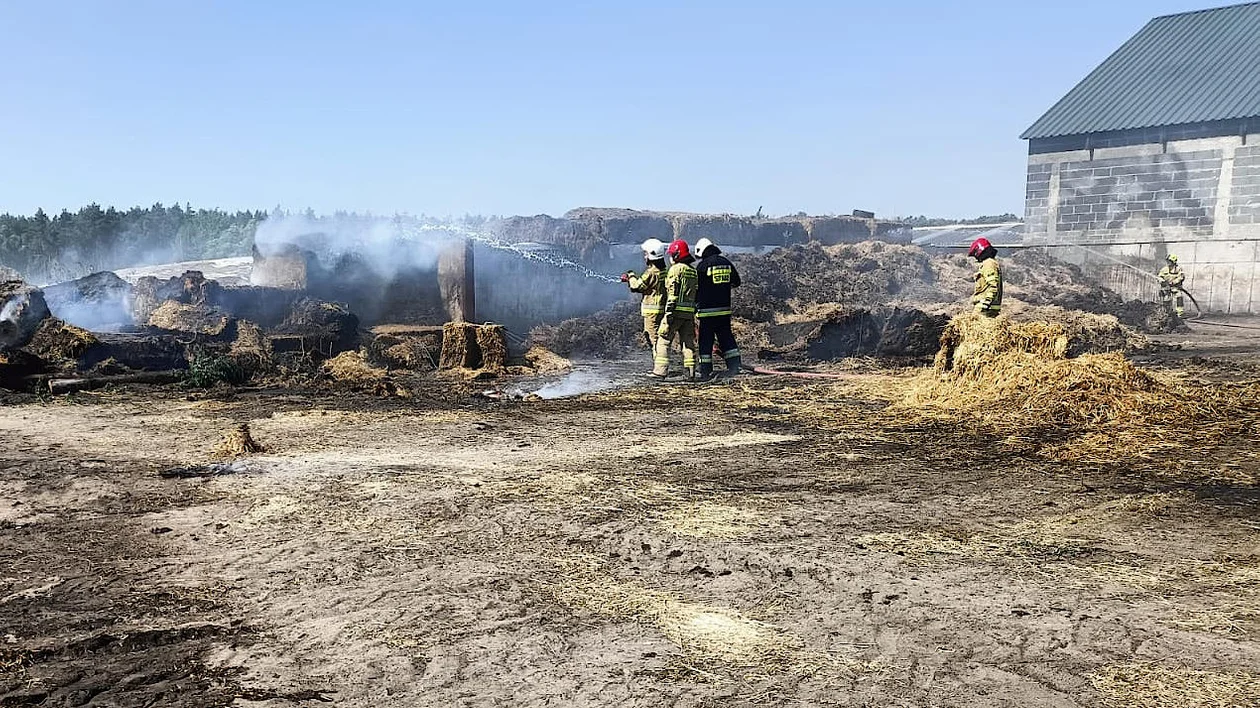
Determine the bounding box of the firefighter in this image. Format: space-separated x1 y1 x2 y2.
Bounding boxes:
651 239 698 379
968 237 1003 317
694 237 742 380
1157 254 1186 317
621 238 668 357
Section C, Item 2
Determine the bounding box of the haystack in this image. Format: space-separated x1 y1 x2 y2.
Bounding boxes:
320 350 406 397
367 325 443 370
0 281 51 349
475 324 508 373
524 345 572 374
439 322 479 369
230 321 274 373
148 301 235 338
23 318 99 365
934 311 1149 374
213 423 266 458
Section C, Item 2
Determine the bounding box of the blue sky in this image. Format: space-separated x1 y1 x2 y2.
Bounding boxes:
0 0 1220 220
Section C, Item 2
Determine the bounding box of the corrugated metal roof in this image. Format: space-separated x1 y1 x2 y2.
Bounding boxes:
1022 2 1260 139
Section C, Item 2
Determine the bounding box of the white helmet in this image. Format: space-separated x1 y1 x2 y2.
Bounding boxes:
695 238 716 257
641 238 666 260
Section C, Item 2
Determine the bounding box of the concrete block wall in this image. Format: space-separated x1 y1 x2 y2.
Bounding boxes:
1026 133 1260 314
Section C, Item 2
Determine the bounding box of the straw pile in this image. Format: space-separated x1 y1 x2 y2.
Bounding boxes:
213 423 266 458
904 312 1259 466
524 345 571 374
148 301 234 337
320 351 407 397
22 318 99 364
230 320 273 371
1088 663 1260 708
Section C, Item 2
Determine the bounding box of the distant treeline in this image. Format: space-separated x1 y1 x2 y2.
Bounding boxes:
899 213 1022 228
0 203 267 284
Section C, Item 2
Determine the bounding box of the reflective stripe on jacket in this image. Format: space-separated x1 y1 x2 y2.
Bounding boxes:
628 263 666 315
971 257 1003 313
696 254 740 318
664 262 698 316
1157 265 1185 290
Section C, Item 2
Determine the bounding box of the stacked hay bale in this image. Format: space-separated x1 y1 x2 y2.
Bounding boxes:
440 322 508 375
367 325 443 370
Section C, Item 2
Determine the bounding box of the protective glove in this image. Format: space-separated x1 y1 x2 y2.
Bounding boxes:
620 272 631 283
658 318 671 337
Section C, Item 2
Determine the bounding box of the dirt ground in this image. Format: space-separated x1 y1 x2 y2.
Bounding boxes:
2 323 1259 707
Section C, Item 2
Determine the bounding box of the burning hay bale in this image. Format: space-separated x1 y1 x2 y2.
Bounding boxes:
0 280 51 350
213 423 266 459
439 323 509 373
148 301 236 338
131 271 221 323
22 318 99 366
42 271 133 329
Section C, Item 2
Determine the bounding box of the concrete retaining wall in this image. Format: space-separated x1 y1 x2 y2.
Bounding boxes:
1026 133 1260 313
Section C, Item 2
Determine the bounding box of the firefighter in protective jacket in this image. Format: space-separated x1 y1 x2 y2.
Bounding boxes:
968 237 1003 317
652 240 699 379
1157 254 1186 317
694 237 742 380
621 238 668 353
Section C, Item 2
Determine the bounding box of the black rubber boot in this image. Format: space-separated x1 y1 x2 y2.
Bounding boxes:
698 363 714 381
723 355 742 378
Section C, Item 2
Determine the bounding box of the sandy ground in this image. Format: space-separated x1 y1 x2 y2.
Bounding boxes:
2 330 1259 707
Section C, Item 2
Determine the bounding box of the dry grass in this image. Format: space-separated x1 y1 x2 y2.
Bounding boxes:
543 552 859 680
147 301 233 336
1088 663 1260 708
658 502 766 539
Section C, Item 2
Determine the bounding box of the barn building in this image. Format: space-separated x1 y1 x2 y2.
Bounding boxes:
1022 2 1260 313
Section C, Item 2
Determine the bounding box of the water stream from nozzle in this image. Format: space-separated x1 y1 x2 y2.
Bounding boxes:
397 223 623 284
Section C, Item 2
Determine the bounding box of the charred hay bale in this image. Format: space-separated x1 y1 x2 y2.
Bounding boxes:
763 307 883 360
130 271 221 324
0 348 49 389
875 308 950 358
526 301 642 358
42 271 134 329
81 332 190 372
276 298 360 355
366 325 443 370
23 318 100 366
148 301 236 338
0 281 51 349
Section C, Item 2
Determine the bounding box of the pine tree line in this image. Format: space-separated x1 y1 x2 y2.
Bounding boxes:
0 203 266 284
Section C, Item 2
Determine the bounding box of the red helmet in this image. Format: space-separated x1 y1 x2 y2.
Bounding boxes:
666 239 691 261
968 237 993 258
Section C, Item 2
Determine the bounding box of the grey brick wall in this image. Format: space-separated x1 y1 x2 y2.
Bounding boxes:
1052 150 1221 236
1229 145 1260 224
1024 163 1051 234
